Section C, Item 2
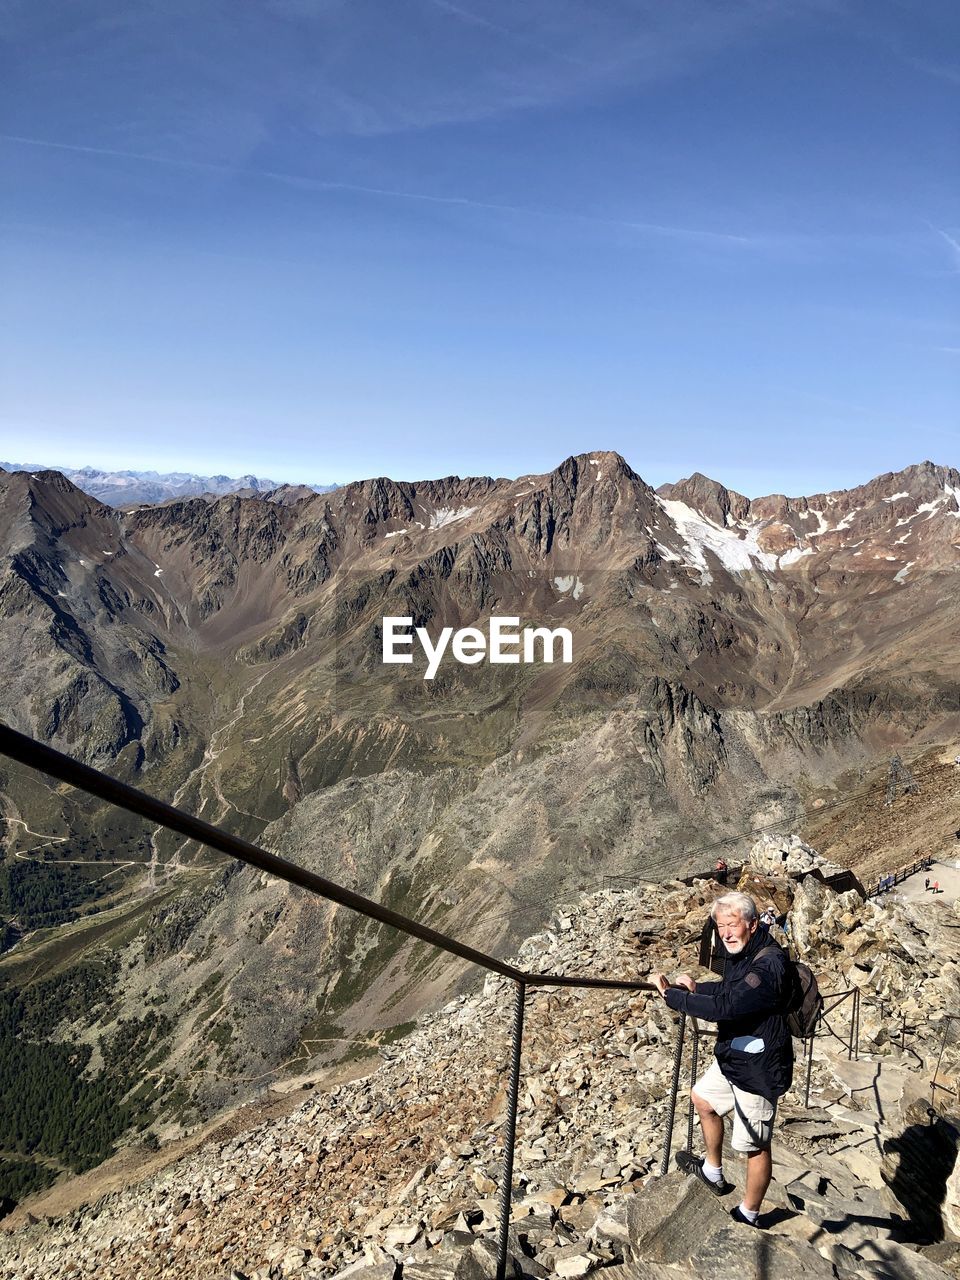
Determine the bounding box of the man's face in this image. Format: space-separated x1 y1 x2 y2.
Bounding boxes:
715 909 757 955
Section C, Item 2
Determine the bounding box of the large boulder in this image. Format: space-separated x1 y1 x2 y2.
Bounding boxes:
748 833 845 881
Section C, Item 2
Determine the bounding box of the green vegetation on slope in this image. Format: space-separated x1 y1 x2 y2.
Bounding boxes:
0 958 172 1210
0 862 97 944
0 1157 57 1206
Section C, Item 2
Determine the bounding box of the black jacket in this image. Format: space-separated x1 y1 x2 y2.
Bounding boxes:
663 924 793 1102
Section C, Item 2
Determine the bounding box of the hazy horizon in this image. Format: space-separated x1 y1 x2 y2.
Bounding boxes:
4 447 959 504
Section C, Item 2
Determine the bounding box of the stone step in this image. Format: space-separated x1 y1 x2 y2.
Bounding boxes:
686 1224 839 1279
581 1260 695 1280
624 1171 735 1265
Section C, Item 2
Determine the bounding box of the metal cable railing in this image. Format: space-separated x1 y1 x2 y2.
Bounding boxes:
930 1015 960 1107
0 724 657 1280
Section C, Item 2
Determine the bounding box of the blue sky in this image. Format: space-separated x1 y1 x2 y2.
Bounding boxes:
1 0 958 496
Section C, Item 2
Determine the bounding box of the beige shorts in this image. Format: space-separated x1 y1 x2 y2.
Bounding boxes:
692 1057 776 1153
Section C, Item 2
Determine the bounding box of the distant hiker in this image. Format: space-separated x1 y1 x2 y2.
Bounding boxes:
715 858 729 886
759 907 777 928
933 880 941 894
925 878 931 891
651 891 793 1229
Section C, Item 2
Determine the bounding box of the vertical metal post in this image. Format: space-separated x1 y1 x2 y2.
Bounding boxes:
660 1012 687 1176
901 1013 907 1048
931 1017 952 1106
686 1020 700 1153
804 1025 815 1109
854 989 860 1061
848 992 855 1060
496 980 526 1280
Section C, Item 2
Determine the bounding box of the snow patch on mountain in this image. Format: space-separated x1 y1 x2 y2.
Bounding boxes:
917 498 946 518
779 546 814 568
428 507 475 530
553 575 585 600
657 498 778 573
654 541 681 563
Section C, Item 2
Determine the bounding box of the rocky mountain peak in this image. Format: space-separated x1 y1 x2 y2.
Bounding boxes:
656 472 752 527
845 460 960 510
0 466 113 539
551 451 642 491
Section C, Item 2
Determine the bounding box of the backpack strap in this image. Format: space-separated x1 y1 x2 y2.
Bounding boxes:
753 945 790 986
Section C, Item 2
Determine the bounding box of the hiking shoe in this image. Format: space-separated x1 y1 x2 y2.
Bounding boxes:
675 1150 734 1196
730 1205 761 1228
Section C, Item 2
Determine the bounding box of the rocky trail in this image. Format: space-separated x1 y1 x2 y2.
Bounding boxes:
3 835 960 1280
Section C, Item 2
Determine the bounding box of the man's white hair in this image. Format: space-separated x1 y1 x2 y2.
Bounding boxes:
710 891 758 923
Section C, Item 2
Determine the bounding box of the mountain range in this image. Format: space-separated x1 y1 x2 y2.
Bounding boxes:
0 463 335 507
1 451 959 1205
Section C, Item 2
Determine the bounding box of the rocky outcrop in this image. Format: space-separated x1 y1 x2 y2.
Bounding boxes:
656 472 751 527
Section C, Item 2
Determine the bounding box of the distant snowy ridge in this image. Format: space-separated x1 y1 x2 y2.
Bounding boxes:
0 462 336 507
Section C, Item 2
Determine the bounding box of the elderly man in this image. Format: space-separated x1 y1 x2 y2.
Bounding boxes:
651 891 793 1227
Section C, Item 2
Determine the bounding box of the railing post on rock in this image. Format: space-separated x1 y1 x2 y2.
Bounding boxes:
686 1020 700 1155
660 1011 687 1177
496 979 526 1280
804 1021 816 1109
854 988 860 1061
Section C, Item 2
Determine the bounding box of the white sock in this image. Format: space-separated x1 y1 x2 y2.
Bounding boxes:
701 1159 724 1184
737 1202 759 1222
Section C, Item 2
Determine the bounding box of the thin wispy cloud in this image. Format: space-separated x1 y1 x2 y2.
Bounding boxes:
937 230 960 268
0 0 836 149
853 7 960 92
904 56 960 86
0 132 762 249
925 222 960 272
425 0 585 67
